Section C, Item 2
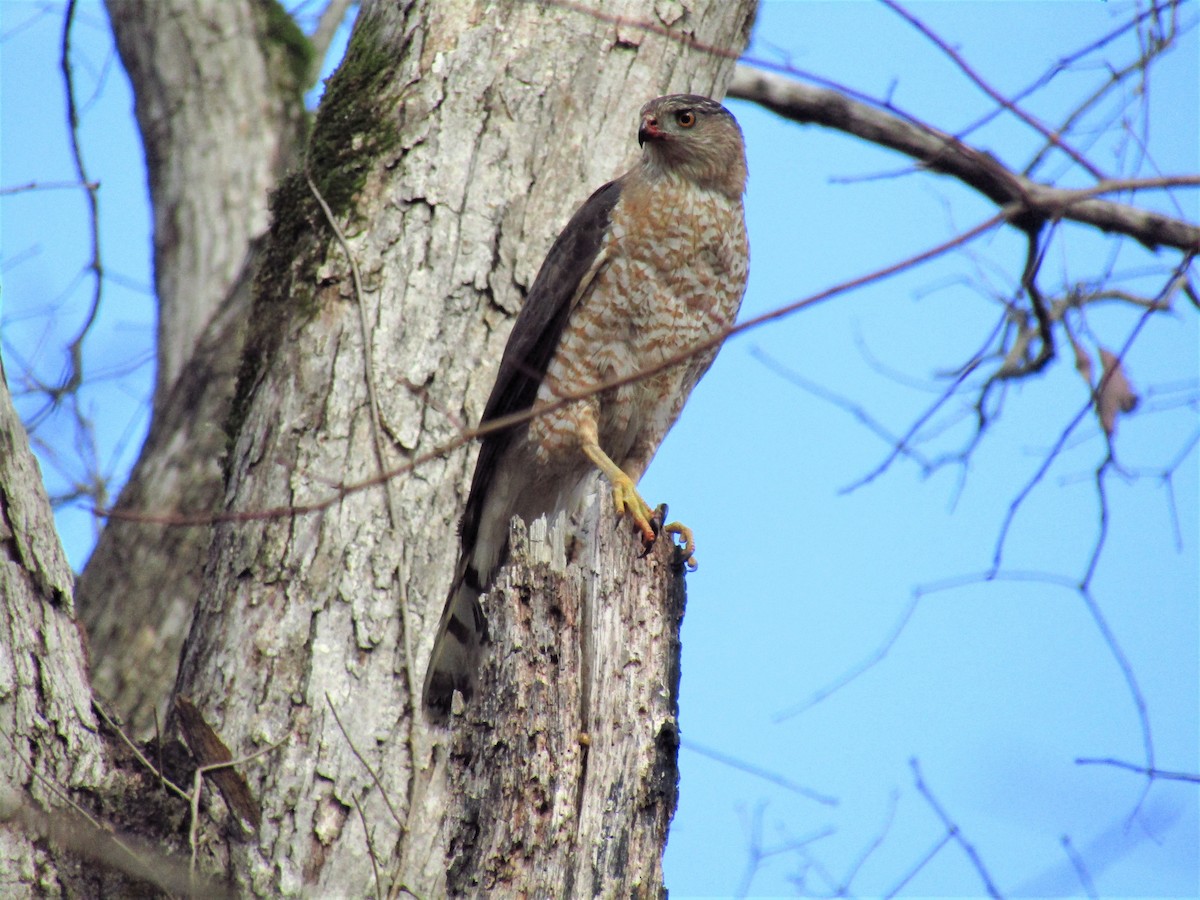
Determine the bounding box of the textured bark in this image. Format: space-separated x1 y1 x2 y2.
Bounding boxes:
448 509 687 897
105 0 309 406
76 0 309 737
2 367 208 896
168 0 756 895
0 360 108 894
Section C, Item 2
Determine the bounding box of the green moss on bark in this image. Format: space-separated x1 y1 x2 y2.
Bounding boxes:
307 13 401 218
226 13 403 462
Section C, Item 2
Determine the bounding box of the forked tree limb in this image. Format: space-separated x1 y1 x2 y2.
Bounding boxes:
728 66 1200 253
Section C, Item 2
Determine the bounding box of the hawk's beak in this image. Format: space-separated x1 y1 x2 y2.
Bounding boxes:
638 116 663 147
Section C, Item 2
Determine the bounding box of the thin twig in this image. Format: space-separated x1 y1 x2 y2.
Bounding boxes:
59 0 105 393
0 178 100 195
1075 756 1200 783
94 212 1008 529
326 694 406 828
750 345 934 474
884 832 953 899
680 738 838 806
909 758 1002 899
880 0 1105 179
0 728 228 897
93 702 191 802
1061 834 1099 899
352 794 385 900
187 734 291 875
774 593 920 722
306 169 419 717
837 791 899 895
959 3 1181 149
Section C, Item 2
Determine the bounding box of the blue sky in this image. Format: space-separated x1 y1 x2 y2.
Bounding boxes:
2 1 1197 897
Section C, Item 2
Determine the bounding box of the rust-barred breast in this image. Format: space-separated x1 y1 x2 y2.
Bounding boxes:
423 94 749 718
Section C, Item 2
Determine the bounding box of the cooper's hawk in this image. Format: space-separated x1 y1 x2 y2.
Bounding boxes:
423 94 749 716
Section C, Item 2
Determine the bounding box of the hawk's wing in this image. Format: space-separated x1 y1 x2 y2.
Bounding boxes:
459 178 623 552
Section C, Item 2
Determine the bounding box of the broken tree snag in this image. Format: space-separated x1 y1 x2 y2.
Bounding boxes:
443 501 688 897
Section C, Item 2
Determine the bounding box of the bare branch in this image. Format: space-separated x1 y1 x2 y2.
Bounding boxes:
175 696 262 836
837 791 899 895
911 566 1156 823
308 0 354 81
880 0 1105 178
908 758 1002 899
774 593 919 722
1075 757 1200 783
728 66 1200 252
542 0 742 62
0 727 223 898
94 214 1009 529
1061 834 1100 900
326 694 406 828
92 702 191 803
0 785 230 899
59 0 105 392
959 3 1181 151
0 178 99 195
680 738 838 806
306 170 419 715
352 793 385 900
750 345 935 474
734 802 836 899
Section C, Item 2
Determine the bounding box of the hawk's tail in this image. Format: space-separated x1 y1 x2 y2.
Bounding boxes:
422 562 488 719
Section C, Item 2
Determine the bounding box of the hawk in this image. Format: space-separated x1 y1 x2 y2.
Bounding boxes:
423 94 749 716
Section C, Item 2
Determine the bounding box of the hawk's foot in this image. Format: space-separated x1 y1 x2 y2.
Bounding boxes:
663 521 698 571
585 441 694 564
610 473 657 548
628 500 698 571
638 503 667 559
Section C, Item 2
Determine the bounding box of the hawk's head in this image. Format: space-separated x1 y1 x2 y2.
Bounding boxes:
637 94 747 199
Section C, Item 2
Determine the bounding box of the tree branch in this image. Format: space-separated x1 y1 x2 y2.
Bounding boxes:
880 0 1105 178
307 0 353 86
1075 757 1200 783
728 65 1200 252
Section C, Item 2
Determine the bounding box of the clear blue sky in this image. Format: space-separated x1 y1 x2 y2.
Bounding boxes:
3 2 1197 896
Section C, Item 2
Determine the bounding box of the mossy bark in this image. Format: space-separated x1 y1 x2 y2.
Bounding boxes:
177 0 756 892
76 0 310 739
70 0 757 894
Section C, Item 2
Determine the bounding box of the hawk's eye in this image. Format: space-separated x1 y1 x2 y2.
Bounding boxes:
676 110 696 128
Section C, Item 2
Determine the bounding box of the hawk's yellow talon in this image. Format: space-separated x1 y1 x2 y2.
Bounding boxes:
611 475 656 546
582 439 697 563
664 521 698 571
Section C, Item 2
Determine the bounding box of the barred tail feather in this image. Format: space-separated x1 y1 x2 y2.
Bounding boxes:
422 563 488 718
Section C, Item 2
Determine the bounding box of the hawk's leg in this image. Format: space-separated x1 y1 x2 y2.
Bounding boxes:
581 440 656 545
580 438 698 569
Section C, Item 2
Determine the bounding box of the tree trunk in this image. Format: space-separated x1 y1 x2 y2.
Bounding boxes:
107 0 309 408
446 508 688 896
169 0 755 894
0 360 111 895
76 0 309 738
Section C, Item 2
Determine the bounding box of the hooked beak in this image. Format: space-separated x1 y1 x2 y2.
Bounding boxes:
638 115 664 147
